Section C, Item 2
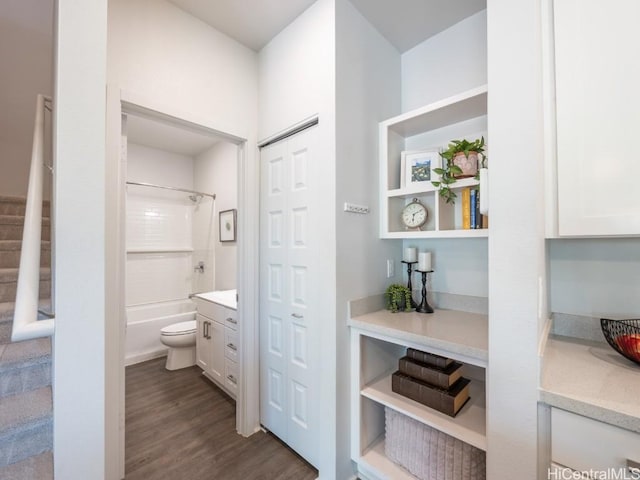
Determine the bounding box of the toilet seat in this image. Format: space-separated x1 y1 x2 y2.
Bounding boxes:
161 320 197 336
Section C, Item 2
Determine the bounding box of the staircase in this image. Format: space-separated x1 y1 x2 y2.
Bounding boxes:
0 196 53 479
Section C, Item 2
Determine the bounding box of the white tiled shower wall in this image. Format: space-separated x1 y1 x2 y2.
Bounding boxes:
126 143 201 307
125 141 237 309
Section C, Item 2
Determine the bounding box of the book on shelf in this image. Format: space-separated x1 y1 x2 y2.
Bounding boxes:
461 187 471 229
398 356 463 389
392 372 471 417
406 348 453 369
470 188 477 229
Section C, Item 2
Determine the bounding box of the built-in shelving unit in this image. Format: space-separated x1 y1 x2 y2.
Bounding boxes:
380 85 488 238
349 307 488 480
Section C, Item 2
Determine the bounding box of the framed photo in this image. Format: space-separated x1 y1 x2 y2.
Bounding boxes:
402 150 440 188
219 209 237 242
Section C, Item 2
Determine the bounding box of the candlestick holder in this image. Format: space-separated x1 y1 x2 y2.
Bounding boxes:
401 260 418 309
415 269 434 314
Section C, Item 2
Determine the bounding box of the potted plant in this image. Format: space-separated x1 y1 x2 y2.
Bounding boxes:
432 137 486 204
385 284 413 313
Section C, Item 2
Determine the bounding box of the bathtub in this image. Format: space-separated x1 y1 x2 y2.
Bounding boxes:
125 299 196 366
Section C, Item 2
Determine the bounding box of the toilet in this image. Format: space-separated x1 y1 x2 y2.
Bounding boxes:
159 320 197 370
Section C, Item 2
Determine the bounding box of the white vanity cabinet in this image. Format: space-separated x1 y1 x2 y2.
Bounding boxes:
553 0 640 236
551 408 640 474
194 296 239 399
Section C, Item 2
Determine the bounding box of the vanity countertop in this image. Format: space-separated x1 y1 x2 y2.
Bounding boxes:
193 290 237 310
540 334 640 433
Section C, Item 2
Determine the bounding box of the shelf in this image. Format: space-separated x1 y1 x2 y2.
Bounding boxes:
359 436 417 480
387 177 479 199
349 308 488 367
382 85 488 138
362 374 486 451
127 247 194 253
382 229 488 239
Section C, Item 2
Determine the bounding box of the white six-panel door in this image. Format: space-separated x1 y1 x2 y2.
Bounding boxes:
259 126 319 468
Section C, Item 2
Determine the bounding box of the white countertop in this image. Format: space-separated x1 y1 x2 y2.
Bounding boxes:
348 308 488 367
193 289 237 310
540 335 640 433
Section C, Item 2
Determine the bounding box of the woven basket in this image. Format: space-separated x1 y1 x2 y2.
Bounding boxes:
385 407 486 480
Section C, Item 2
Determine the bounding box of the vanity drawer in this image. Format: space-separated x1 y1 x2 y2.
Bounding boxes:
225 328 239 362
551 408 640 472
194 298 226 322
225 360 238 398
225 308 238 330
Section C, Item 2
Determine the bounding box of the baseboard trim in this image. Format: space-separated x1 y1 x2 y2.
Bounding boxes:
124 350 167 366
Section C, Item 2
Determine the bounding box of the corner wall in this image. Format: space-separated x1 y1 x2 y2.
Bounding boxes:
335 0 401 477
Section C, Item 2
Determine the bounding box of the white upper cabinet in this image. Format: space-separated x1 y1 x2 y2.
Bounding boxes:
554 0 640 236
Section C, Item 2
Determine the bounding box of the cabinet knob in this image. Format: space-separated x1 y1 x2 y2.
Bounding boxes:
227 343 237 351
227 374 237 384
291 313 303 319
226 317 237 324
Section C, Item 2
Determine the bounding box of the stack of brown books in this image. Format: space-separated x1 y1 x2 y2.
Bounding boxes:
391 348 471 417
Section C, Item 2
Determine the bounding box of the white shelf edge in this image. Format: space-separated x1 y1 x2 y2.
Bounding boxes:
359 436 417 480
382 229 489 239
387 177 480 199
381 85 488 130
127 247 194 253
361 374 487 451
380 84 488 136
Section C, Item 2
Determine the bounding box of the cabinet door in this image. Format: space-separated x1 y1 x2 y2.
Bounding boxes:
195 314 210 372
209 320 225 384
259 126 320 468
555 0 640 235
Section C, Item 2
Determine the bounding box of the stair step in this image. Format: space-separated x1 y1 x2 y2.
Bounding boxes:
0 197 50 218
0 338 51 397
0 240 51 269
0 215 51 241
0 268 51 304
0 387 53 468
0 452 52 480
0 299 52 324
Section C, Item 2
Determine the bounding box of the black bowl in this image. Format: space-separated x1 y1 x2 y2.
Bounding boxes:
601 318 640 366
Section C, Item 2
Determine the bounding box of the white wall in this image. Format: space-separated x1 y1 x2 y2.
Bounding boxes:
335 1 401 478
401 10 487 112
258 0 337 476
486 0 545 478
0 0 53 197
108 0 257 140
54 0 108 478
195 141 238 292
258 0 334 141
549 238 640 318
399 10 489 299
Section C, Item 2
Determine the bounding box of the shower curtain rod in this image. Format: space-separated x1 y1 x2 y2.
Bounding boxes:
126 181 216 200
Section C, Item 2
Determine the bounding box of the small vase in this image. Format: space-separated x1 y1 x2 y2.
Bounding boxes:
452 151 479 178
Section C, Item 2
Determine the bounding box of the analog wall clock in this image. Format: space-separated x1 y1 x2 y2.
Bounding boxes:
401 198 428 230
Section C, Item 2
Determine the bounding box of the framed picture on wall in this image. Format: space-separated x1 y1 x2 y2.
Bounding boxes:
402 150 440 189
219 209 237 242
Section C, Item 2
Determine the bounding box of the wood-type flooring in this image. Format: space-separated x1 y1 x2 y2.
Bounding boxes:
125 358 318 480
